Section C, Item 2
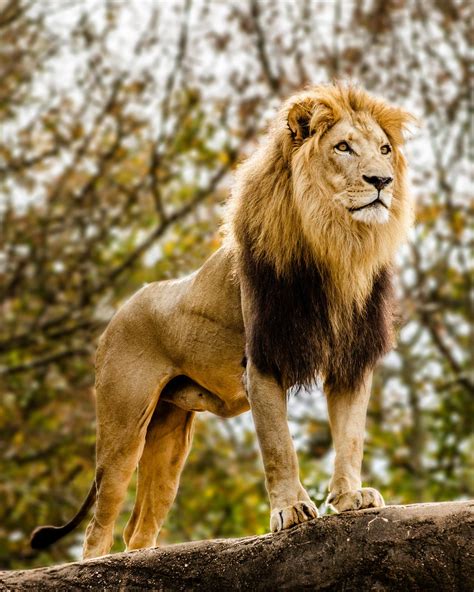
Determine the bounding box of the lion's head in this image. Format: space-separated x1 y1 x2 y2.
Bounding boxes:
226 83 415 310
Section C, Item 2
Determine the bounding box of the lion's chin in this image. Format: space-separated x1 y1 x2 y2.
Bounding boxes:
350 205 390 225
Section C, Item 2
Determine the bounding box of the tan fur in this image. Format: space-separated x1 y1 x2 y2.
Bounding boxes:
31 84 415 560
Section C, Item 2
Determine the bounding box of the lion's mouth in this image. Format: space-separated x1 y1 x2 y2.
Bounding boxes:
348 197 388 213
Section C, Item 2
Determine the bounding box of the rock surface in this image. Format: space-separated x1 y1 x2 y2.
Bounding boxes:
0 501 473 591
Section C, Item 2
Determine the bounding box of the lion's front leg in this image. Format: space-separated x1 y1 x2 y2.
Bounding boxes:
246 360 319 532
326 371 385 512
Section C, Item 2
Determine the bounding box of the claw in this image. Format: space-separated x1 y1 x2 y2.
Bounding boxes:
327 487 385 513
270 501 319 532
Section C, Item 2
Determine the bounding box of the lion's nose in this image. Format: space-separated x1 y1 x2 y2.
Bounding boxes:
362 175 393 191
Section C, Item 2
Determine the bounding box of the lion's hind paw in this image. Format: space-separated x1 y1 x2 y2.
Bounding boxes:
270 501 319 532
327 487 385 513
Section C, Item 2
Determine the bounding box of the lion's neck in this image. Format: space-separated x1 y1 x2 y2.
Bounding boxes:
246 220 400 313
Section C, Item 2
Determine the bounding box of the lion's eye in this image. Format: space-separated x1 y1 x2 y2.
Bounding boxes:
381 144 391 155
335 141 351 153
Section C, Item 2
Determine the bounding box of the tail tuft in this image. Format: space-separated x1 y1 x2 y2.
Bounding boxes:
30 525 67 550
30 480 97 551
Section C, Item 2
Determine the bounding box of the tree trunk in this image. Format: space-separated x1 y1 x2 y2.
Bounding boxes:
1 501 472 591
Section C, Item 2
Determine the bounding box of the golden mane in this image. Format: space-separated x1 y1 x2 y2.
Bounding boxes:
225 83 415 312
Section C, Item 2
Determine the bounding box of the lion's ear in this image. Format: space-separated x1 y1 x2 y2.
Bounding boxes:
287 101 314 141
377 107 420 146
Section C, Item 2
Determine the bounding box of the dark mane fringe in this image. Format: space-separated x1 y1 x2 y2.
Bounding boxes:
240 241 395 395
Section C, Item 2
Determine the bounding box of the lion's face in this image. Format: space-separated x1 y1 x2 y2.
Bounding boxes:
317 116 395 225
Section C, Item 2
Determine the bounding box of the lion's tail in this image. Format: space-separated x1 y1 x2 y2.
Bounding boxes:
30 481 96 550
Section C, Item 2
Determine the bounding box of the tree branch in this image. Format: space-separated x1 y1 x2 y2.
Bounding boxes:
4 502 473 590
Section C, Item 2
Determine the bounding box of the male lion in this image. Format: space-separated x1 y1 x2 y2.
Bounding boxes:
31 83 415 559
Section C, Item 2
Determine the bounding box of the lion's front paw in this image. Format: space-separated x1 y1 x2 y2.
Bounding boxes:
270 501 319 532
327 487 385 513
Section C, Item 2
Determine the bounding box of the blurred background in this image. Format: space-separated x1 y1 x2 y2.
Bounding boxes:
0 0 472 570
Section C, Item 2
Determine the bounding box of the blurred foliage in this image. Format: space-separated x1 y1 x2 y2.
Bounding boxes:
0 0 472 570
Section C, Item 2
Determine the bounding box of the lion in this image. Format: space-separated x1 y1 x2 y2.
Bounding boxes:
31 83 415 559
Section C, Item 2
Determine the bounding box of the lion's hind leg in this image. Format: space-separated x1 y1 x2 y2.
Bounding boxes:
83 416 149 559
83 380 166 559
83 321 174 559
123 400 195 551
